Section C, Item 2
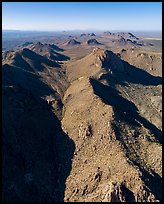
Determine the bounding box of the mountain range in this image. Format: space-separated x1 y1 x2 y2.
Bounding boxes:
2 32 162 202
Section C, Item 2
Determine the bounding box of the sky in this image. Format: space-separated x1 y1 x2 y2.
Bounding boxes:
2 2 162 31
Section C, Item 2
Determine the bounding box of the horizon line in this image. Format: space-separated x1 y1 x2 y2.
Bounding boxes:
2 29 162 32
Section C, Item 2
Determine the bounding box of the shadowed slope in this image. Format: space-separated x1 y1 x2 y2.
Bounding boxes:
90 78 162 144
28 42 69 61
90 78 162 201
92 48 162 86
2 62 75 201
3 48 60 73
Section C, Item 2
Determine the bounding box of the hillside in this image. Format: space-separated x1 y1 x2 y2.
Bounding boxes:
2 45 162 202
27 42 70 61
61 48 162 202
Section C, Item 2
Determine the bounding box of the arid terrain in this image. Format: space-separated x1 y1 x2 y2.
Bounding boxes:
2 31 162 202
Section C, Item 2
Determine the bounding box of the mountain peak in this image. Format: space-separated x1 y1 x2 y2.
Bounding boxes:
87 38 101 45
92 48 124 72
66 39 81 45
36 42 43 46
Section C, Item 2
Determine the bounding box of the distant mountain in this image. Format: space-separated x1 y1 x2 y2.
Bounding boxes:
102 31 139 41
80 33 96 37
20 41 34 47
112 37 142 47
103 31 112 35
80 33 87 37
90 33 96 36
65 39 81 46
48 44 64 52
127 32 140 40
116 32 140 40
27 42 69 61
87 39 101 45
2 48 60 73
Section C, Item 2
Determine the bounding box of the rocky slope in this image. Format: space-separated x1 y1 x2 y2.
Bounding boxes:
119 48 162 76
61 48 162 202
2 45 162 202
26 42 70 61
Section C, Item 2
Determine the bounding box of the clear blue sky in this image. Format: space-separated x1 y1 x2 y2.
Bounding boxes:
2 2 162 31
